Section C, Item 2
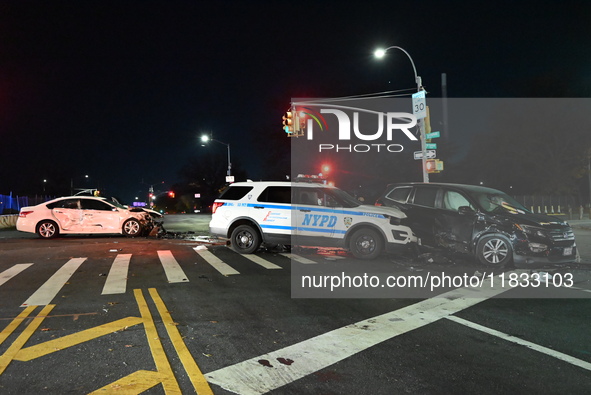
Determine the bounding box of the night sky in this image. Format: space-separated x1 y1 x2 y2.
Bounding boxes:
1 1 589 203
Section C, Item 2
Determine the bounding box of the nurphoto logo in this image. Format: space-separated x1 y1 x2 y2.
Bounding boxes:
291 99 418 153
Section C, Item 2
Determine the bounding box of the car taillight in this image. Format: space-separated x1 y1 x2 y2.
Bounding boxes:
19 211 33 218
212 202 225 214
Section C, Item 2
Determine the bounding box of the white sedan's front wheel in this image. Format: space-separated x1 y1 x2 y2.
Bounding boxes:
122 218 142 237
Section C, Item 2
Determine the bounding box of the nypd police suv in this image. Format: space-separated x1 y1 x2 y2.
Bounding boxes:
209 180 417 260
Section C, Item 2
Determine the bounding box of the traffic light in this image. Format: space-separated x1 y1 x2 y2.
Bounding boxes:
282 110 294 134
168 191 175 198
425 159 444 173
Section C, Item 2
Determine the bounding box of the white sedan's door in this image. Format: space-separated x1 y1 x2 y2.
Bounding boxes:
51 198 85 232
78 199 121 233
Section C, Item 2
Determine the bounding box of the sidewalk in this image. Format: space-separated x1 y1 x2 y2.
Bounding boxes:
557 214 591 230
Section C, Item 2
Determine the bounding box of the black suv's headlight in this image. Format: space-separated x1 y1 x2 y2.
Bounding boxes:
516 224 547 238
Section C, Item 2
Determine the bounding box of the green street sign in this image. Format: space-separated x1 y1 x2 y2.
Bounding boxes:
426 143 437 149
426 131 440 139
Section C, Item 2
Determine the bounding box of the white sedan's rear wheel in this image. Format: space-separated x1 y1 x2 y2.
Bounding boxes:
37 220 59 239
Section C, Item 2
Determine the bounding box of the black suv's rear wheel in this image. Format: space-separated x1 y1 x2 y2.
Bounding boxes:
349 228 383 260
476 234 513 267
231 224 261 254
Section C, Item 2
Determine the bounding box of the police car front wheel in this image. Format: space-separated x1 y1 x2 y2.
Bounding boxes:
230 225 261 254
349 228 383 260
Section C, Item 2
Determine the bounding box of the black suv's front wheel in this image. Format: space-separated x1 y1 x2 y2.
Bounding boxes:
230 224 261 254
476 234 513 267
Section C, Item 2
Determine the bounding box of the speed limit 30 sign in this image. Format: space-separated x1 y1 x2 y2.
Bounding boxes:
412 91 427 119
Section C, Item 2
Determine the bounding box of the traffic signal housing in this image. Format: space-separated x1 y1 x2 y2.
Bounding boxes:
425 159 444 173
282 110 294 134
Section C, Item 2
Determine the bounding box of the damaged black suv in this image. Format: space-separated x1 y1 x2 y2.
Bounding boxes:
375 183 577 267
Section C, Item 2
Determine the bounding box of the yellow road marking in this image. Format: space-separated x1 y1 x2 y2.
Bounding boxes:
149 288 214 394
2 290 211 395
89 370 168 394
0 305 36 346
15 317 143 361
133 289 181 394
0 305 54 375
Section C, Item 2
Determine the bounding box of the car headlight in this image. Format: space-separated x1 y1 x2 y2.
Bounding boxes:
384 215 402 226
528 242 548 253
516 224 547 238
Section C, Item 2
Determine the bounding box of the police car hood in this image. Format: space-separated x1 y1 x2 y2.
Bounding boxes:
358 204 407 219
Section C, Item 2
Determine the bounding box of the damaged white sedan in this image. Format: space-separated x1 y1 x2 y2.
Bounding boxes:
17 196 155 238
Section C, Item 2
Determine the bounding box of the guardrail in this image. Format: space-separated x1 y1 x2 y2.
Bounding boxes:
0 214 18 229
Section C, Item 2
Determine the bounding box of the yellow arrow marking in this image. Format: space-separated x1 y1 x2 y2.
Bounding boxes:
14 316 143 361
149 288 213 394
89 370 168 394
0 305 54 375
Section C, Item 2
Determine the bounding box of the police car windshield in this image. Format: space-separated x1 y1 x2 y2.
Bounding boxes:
326 188 361 208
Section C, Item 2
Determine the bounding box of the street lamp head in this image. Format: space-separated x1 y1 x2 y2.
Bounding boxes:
374 48 386 58
200 135 210 143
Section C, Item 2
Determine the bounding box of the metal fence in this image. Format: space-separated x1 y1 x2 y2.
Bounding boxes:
512 195 586 217
0 194 54 214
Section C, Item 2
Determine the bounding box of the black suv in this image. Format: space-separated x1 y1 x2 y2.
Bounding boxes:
375 183 577 267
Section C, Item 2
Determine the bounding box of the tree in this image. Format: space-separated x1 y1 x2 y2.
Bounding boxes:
178 149 248 210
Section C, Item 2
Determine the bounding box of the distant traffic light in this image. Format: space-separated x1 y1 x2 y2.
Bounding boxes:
282 111 293 134
168 191 175 198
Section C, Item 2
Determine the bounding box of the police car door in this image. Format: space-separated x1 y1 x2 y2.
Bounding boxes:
251 185 292 244
293 187 337 245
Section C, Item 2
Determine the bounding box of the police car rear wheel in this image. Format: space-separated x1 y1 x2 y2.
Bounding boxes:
349 228 383 260
231 225 261 254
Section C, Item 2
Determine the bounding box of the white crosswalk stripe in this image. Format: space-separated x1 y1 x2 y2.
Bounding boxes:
194 247 240 276
0 263 33 287
157 250 190 283
241 254 282 269
21 258 87 307
101 254 131 295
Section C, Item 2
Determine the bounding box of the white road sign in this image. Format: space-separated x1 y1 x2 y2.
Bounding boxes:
414 150 436 160
412 91 427 119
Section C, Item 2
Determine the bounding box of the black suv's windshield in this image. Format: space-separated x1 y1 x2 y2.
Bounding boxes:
469 191 530 214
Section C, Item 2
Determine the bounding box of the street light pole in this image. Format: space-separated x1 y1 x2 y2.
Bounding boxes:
200 135 232 177
375 46 428 183
70 174 89 195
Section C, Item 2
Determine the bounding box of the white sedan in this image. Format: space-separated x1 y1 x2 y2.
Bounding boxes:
17 196 155 238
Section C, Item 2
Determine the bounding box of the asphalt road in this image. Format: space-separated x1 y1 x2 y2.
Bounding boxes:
0 214 590 394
